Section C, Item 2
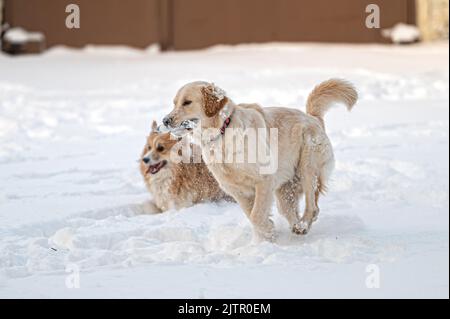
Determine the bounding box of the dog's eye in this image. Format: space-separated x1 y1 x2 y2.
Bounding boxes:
156 145 164 152
147 145 152 150
182 100 192 106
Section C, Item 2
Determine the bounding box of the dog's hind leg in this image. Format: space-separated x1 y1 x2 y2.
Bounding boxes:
275 178 304 234
296 130 334 235
313 143 335 222
296 140 322 235
298 171 320 235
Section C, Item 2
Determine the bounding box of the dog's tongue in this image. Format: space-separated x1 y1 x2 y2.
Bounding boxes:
146 164 157 175
146 161 164 175
150 165 159 174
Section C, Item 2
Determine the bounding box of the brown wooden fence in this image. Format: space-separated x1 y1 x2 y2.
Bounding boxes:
3 0 416 51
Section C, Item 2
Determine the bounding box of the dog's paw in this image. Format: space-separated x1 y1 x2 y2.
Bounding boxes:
312 209 320 222
132 201 162 215
265 233 277 243
254 229 277 242
292 220 311 235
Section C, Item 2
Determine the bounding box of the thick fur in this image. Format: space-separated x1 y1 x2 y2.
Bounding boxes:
139 122 233 213
306 79 358 128
165 79 357 240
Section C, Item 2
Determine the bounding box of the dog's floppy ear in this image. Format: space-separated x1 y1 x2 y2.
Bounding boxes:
151 120 158 133
201 83 228 118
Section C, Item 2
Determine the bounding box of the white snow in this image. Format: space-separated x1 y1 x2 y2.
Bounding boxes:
210 83 227 101
382 23 421 44
3 27 45 44
0 42 448 298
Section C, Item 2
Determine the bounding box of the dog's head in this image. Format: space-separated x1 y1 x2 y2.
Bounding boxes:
140 121 180 175
163 81 229 129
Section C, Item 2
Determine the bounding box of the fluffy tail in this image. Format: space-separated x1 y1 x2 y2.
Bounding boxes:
306 79 358 128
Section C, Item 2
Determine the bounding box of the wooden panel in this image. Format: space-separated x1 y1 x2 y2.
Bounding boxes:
4 0 161 48
0 0 4 28
3 0 417 51
172 0 416 50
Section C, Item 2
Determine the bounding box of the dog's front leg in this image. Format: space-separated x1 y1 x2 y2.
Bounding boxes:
134 200 162 214
249 181 275 241
230 192 254 218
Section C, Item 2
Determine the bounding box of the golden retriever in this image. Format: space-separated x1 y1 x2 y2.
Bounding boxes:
140 121 232 213
163 79 357 240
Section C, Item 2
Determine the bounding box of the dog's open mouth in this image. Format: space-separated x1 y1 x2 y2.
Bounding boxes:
146 160 167 175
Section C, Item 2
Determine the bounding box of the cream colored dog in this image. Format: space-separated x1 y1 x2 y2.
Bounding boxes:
163 79 357 240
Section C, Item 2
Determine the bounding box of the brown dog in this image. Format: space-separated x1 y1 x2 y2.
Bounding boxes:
139 121 232 213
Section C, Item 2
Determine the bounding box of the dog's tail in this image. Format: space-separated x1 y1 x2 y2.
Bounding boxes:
306 79 358 128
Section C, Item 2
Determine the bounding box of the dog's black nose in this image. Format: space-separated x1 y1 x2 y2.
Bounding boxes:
163 116 172 127
142 157 150 164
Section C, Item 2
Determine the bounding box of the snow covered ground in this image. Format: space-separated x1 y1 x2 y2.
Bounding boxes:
0 42 448 298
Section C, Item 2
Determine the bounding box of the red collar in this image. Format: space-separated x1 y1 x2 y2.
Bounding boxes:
207 111 234 144
220 116 232 135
